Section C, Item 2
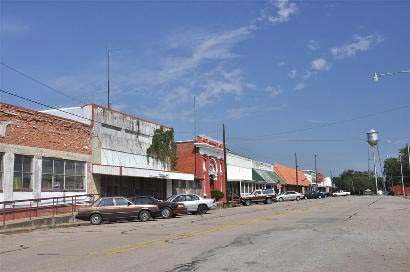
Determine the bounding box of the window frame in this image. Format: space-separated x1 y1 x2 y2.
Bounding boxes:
13 154 33 192
41 158 86 192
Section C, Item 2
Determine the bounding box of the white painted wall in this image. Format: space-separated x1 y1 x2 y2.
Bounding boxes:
41 105 93 125
227 153 252 181
252 160 272 171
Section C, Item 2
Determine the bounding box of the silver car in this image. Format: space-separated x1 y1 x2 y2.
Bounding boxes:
277 191 303 202
166 194 217 214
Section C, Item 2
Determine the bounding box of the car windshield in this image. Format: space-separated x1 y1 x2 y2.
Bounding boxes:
166 195 177 202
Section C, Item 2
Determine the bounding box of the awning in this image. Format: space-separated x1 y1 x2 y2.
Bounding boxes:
252 169 286 185
92 164 194 181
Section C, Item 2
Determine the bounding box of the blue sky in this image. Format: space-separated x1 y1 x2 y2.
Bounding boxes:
1 0 410 175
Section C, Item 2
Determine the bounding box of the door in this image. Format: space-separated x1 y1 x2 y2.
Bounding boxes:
114 197 137 219
98 198 117 219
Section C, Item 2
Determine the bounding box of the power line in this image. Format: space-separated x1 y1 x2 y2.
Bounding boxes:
228 103 410 142
1 62 86 104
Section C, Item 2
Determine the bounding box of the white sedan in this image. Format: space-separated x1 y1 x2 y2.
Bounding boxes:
166 194 217 214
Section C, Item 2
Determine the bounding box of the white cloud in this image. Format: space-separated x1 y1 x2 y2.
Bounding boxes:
307 40 320 51
263 0 298 25
331 34 384 59
294 83 306 91
1 16 29 33
288 69 297 78
311 58 330 71
266 85 282 96
48 0 300 122
277 61 286 67
227 105 284 120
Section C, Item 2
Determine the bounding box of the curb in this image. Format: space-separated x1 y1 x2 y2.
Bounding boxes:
0 220 90 235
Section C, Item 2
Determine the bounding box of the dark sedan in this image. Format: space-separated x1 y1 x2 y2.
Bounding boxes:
304 191 328 199
128 196 187 219
76 197 160 225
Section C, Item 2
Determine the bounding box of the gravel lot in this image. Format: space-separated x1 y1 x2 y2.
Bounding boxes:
1 196 409 272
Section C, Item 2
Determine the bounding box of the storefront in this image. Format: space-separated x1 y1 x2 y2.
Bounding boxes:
94 164 194 200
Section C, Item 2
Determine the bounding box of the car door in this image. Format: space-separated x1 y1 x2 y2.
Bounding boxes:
98 198 117 219
173 195 192 211
185 195 200 212
114 197 136 219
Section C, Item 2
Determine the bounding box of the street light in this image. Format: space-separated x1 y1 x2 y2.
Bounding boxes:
372 70 410 82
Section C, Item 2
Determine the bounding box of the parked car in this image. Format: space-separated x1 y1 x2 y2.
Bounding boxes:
166 194 216 214
128 196 187 219
240 189 276 206
332 190 351 197
304 191 328 199
277 191 303 202
76 197 160 225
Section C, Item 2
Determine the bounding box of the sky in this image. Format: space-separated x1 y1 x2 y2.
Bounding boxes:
1 0 410 176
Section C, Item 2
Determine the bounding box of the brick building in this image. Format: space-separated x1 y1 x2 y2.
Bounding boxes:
176 135 227 201
44 104 193 199
0 102 92 202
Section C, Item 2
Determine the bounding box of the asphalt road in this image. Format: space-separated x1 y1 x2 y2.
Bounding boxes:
1 196 409 272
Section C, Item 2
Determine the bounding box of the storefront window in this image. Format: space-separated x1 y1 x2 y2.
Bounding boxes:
13 155 33 191
41 158 86 191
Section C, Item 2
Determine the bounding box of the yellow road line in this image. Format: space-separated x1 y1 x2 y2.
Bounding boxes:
104 207 309 256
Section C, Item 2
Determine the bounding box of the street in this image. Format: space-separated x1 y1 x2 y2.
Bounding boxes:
1 196 409 272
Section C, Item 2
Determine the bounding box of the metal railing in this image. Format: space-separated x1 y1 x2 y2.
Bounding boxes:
1 194 99 228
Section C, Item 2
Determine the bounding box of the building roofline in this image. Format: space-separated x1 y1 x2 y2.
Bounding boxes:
85 103 172 129
0 102 91 128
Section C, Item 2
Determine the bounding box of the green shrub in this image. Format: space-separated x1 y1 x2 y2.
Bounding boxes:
211 190 224 201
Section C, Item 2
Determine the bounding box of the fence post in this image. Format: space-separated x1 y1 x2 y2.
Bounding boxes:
2 202 5 229
52 198 55 218
29 200 32 221
56 197 59 215
36 200 39 217
12 202 15 220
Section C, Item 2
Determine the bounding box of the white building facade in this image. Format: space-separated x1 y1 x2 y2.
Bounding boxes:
44 104 193 199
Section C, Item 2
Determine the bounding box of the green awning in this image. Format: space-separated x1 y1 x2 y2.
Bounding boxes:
252 169 286 185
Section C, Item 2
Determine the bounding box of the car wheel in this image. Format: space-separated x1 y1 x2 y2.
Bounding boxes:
318 195 322 199
89 213 103 225
278 197 284 202
139 210 151 222
245 200 251 206
296 196 300 201
161 207 173 219
197 204 208 215
265 198 272 204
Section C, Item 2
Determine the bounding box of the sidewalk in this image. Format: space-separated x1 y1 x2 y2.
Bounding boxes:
0 213 89 235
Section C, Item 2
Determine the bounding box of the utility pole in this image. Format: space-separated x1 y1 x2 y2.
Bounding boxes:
399 155 406 197
330 170 333 193
107 50 111 109
373 150 379 194
295 153 299 192
314 154 318 191
193 96 197 186
222 124 228 198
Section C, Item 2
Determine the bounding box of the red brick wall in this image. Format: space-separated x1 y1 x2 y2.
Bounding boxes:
0 103 91 154
176 142 196 175
391 185 410 196
176 141 227 201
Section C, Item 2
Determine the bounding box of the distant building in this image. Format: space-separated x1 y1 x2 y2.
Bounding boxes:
273 163 310 193
176 135 226 201
226 152 285 198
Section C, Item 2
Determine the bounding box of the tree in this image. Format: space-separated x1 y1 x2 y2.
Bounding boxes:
384 144 410 188
333 170 377 195
146 128 177 170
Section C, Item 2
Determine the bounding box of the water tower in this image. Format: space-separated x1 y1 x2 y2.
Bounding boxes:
366 129 385 194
